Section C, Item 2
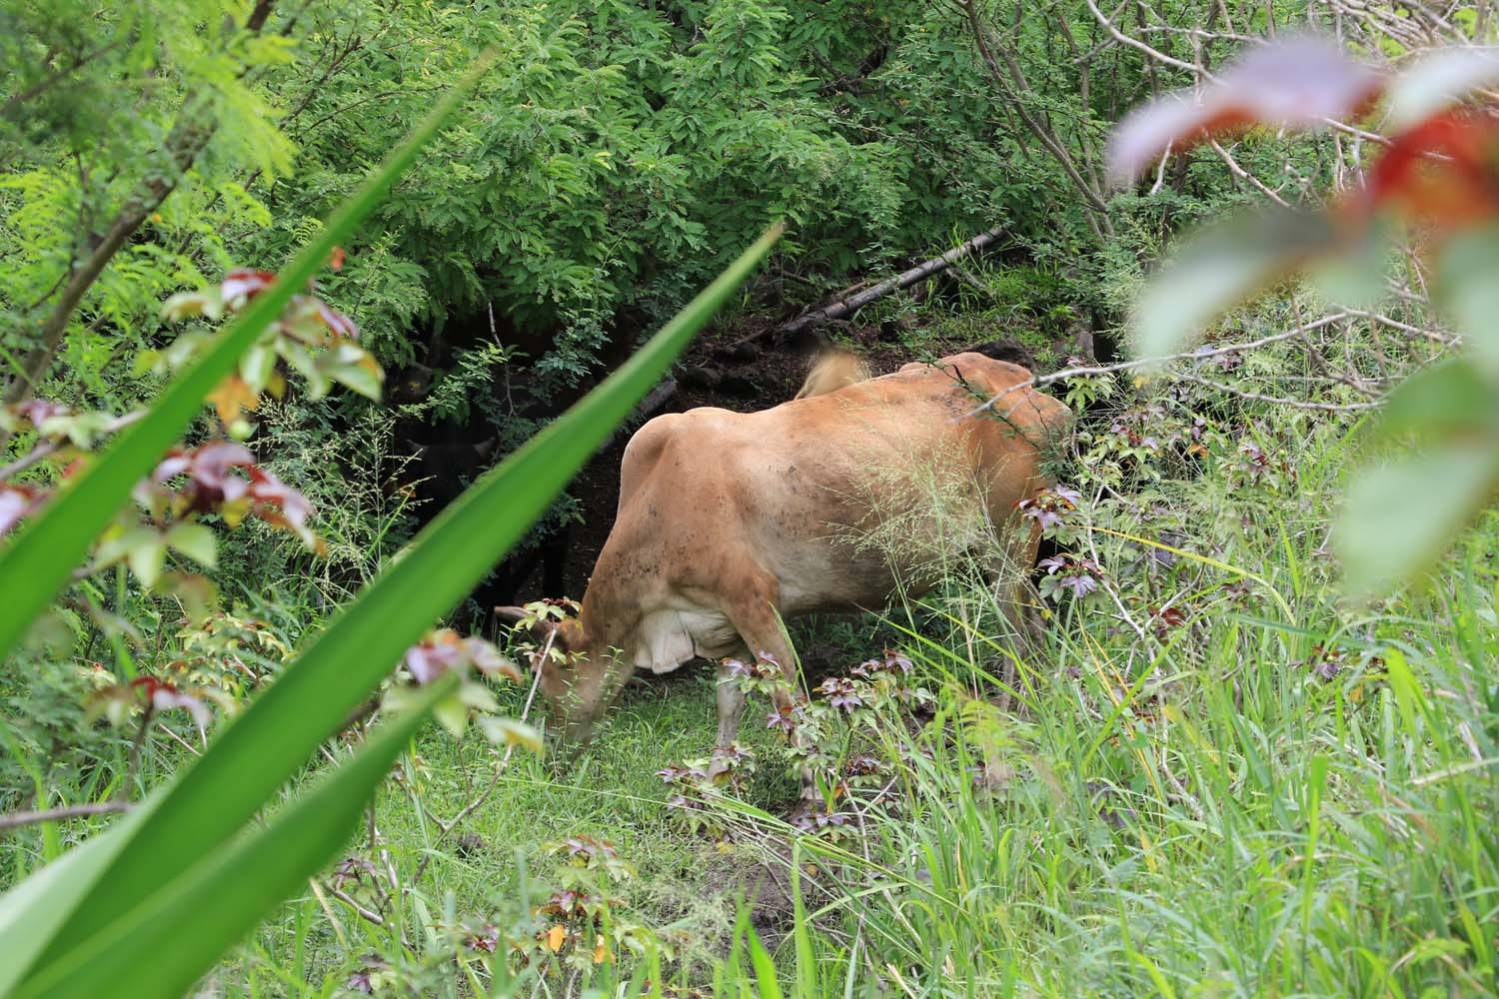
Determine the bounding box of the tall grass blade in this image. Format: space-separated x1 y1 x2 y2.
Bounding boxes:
0 810 146 995
791 841 820 997
747 923 785 999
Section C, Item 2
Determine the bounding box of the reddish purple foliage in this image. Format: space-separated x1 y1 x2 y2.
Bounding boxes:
850 649 913 678
817 676 865 711
1038 555 1103 598
765 702 802 734
0 483 47 537
1017 483 1082 530
220 269 276 310
465 925 500 954
562 835 618 862
1108 35 1383 184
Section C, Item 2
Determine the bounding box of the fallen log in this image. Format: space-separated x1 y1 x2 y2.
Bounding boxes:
752 226 1006 344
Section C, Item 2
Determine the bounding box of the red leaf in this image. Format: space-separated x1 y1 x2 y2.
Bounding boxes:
145 442 256 512
155 442 255 493
0 483 46 537
13 399 70 427
1360 109 1499 231
246 466 312 531
150 452 193 482
310 297 359 339
404 629 466 684
220 269 276 310
132 676 212 727
1108 35 1383 185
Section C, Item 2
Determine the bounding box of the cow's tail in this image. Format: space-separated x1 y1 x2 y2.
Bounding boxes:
794 348 869 400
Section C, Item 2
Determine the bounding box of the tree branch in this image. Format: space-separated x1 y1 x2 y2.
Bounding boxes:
1 1 278 410
960 0 1114 237
751 226 1007 344
1 39 128 120
961 311 1410 419
0 409 145 482
0 801 132 832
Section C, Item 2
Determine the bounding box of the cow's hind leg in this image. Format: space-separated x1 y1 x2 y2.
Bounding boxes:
979 520 1046 714
724 576 798 709
991 519 1045 650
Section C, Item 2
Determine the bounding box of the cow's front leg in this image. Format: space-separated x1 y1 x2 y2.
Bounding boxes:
711 655 749 770
724 582 817 800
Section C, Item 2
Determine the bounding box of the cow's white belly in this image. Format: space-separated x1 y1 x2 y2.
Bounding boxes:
774 541 898 614
632 607 740 674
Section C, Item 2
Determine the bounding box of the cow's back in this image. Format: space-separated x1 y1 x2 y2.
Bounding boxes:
739 352 1068 597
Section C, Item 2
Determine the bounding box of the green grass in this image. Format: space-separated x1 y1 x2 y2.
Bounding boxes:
199 675 798 993
749 415 1499 996
4 352 1495 998
208 488 1494 997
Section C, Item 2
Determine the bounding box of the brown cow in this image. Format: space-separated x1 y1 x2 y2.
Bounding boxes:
498 351 1071 752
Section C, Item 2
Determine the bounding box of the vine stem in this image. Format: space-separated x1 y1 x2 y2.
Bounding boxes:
409 631 551 884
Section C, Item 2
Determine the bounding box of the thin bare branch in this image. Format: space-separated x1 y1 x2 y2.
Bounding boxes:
767 226 1007 342
0 409 145 482
410 635 550 884
0 801 132 832
965 312 1356 419
1207 138 1293 208
1167 370 1383 410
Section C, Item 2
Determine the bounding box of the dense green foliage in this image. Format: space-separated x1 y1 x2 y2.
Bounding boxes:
0 40 779 987
2 0 1254 411
3 0 1496 996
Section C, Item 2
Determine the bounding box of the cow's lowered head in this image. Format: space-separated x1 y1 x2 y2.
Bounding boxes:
494 603 619 747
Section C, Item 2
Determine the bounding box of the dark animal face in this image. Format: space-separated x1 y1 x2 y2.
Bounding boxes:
494 606 604 744
964 339 1037 372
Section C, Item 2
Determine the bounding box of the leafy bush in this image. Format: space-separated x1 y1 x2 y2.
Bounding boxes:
0 34 782 990
1113 39 1499 595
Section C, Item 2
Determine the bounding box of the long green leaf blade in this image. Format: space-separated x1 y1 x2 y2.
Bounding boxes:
747 923 785 999
15 679 455 999
30 224 782 967
0 804 151 996
0 51 500 661
791 841 819 997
